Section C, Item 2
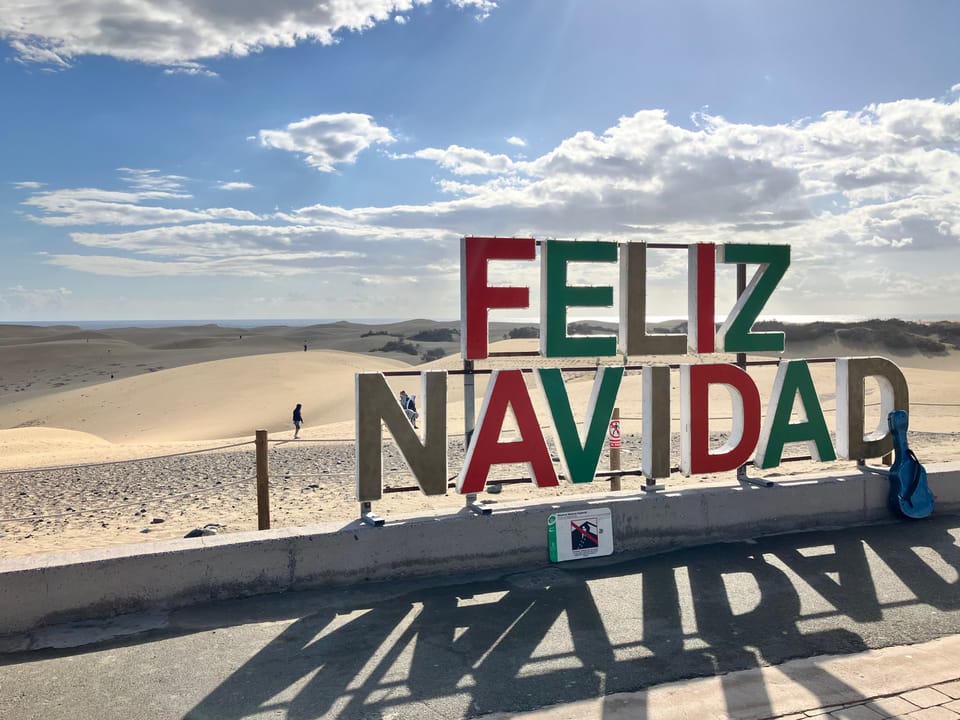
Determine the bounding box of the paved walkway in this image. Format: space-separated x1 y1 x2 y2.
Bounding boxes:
498 635 960 719
4 516 960 719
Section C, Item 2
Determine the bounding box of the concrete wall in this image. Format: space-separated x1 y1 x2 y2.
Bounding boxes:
2 462 959 640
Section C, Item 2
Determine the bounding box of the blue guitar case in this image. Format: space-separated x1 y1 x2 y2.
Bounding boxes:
887 410 935 519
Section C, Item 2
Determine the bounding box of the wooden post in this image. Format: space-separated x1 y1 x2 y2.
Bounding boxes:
609 406 621 491
256 429 270 530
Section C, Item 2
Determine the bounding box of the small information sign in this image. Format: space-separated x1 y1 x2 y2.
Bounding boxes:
608 418 621 449
547 507 614 562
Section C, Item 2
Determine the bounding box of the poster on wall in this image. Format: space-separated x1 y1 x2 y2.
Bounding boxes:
548 507 613 562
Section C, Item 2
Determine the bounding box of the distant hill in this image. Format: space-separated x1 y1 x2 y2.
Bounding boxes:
754 318 959 357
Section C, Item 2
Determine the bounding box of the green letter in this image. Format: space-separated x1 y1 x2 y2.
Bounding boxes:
755 360 836 469
717 244 790 353
537 366 623 483
541 240 618 358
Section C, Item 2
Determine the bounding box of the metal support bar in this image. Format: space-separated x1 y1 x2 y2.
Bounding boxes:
731 262 776 489
735 262 753 486
739 476 775 488
462 358 491 515
360 500 384 527
466 499 493 515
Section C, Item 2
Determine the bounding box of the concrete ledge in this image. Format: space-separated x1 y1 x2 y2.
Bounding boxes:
2 462 959 638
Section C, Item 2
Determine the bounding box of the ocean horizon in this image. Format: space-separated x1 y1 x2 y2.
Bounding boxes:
3 313 960 330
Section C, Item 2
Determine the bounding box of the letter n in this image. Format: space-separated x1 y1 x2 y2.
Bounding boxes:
356 371 448 501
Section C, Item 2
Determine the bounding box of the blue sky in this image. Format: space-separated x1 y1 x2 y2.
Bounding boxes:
1 0 959 323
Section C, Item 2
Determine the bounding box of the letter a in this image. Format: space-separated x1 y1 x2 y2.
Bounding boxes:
755 360 836 469
457 370 558 494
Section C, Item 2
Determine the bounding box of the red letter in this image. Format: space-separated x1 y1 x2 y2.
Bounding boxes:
457 370 558 493
461 236 536 360
680 363 760 475
688 243 715 353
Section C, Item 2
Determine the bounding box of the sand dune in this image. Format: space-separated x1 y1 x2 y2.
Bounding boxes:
0 350 411 444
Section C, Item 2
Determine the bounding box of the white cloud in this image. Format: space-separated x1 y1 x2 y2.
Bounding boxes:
259 113 396 172
117 168 190 193
7 38 69 67
0 285 72 313
163 65 218 78
23 187 260 226
397 145 517 175
449 0 498 21
44 218 457 280
506 136 526 147
372 98 960 244
47 252 353 278
0 1 491 70
216 181 255 191
12 181 44 190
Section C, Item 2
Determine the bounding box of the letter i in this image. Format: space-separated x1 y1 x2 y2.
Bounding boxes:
687 243 715 353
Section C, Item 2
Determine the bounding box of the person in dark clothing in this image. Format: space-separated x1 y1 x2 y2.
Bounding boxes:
405 394 419 429
293 403 304 439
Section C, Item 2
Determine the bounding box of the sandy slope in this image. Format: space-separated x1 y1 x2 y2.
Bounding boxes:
0 350 411 444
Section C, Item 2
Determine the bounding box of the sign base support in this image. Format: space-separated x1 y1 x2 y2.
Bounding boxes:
465 493 492 515
360 501 385 527
738 473 775 489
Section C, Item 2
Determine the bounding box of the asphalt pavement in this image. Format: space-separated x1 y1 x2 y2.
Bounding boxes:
2 514 960 719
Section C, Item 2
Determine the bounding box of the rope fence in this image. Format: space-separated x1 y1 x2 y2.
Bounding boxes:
0 439 253 477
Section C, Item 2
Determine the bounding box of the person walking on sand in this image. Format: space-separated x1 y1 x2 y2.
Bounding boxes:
405 393 419 429
293 403 304 439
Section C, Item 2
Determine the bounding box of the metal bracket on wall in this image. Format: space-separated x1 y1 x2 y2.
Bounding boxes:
360 501 385 527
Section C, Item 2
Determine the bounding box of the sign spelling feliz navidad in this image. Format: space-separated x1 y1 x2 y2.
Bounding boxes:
354 237 908 502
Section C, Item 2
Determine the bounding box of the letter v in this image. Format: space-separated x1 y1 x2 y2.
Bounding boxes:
536 366 624 483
